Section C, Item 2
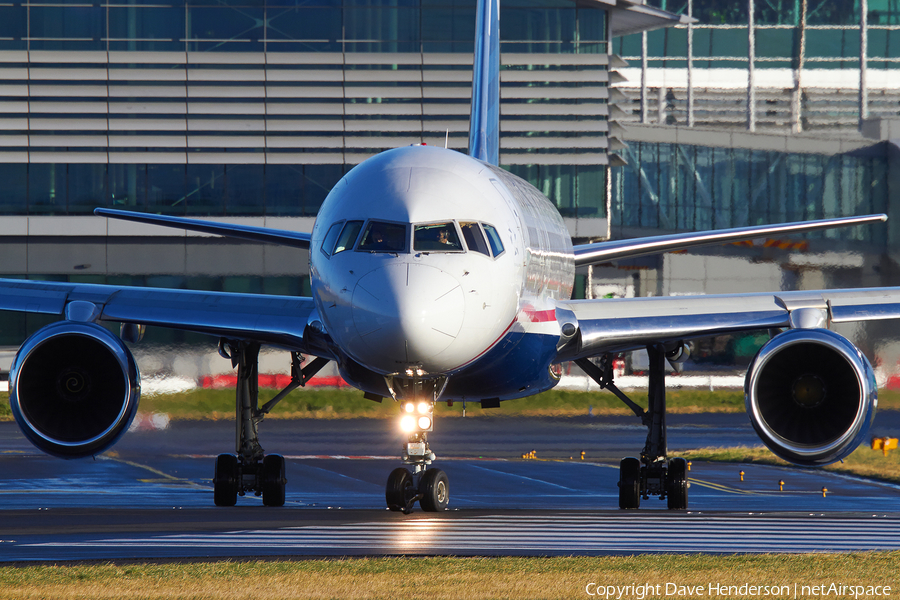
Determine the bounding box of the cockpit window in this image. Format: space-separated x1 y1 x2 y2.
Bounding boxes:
482 223 505 257
357 220 408 253
333 220 363 254
460 222 490 256
320 221 343 257
414 222 463 252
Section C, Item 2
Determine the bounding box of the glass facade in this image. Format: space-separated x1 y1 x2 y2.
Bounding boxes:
0 0 609 219
611 141 889 248
614 0 900 69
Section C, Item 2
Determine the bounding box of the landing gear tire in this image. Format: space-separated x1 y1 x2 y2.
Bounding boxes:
386 467 415 512
666 457 688 510
213 453 239 507
618 457 641 510
419 468 449 512
262 454 287 507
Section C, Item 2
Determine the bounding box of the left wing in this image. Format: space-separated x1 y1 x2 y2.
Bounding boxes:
555 287 900 361
0 278 321 352
573 214 886 267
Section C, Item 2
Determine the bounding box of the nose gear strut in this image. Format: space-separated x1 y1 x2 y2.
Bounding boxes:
385 396 450 513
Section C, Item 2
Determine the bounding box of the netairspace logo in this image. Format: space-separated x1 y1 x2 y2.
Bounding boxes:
584 582 893 599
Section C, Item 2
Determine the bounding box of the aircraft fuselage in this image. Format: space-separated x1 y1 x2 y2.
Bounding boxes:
309 145 574 402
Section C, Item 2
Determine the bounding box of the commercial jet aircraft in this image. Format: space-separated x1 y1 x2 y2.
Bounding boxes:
1 0 897 512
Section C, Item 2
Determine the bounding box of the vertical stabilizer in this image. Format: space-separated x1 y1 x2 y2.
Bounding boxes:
468 0 500 165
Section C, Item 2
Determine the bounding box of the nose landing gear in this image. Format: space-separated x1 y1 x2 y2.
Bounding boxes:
386 399 449 513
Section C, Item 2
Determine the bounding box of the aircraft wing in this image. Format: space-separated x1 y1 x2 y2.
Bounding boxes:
555 287 900 361
0 278 320 352
572 214 886 267
94 208 312 249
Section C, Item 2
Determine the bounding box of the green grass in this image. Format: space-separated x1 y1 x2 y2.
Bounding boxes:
3 387 900 421
682 443 900 485
0 553 897 599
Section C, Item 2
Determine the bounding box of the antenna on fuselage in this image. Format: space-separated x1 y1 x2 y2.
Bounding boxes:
467 0 500 166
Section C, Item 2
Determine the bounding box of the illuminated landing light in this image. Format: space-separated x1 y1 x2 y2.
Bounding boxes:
399 401 435 433
400 415 417 433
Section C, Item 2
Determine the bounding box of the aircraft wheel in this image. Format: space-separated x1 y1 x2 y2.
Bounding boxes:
213 453 239 507
386 467 414 511
419 468 449 512
618 457 641 510
666 457 688 510
262 454 287 507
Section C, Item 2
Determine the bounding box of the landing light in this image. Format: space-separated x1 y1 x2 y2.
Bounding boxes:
399 400 435 432
400 415 417 433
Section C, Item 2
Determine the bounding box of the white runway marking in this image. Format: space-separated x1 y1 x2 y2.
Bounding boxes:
30 514 900 554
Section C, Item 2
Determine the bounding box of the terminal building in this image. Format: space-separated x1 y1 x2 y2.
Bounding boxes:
0 0 898 366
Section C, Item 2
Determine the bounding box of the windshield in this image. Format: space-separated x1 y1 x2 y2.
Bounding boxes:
357 221 408 253
414 222 463 252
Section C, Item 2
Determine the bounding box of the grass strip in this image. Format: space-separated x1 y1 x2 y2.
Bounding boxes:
3 387 900 421
681 444 900 485
0 553 897 600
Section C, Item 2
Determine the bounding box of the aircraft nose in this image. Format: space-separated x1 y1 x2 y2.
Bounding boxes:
351 263 465 373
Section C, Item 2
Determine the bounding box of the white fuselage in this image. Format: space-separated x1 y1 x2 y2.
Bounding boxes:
309 145 574 401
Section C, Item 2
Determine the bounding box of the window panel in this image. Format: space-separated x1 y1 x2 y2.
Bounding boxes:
0 164 27 215
414 222 463 252
68 164 107 215
147 164 187 215
28 164 67 215
358 221 407 253
334 220 364 254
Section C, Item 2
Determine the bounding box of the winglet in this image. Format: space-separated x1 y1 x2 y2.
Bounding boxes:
468 0 500 165
94 208 311 249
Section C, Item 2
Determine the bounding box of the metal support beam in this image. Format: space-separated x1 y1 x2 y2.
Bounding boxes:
860 0 869 129
687 0 694 127
792 0 808 133
641 31 649 125
747 0 756 131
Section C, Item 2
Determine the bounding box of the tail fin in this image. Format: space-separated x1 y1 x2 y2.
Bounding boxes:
467 0 500 165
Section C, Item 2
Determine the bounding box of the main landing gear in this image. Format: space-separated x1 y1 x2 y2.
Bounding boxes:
212 340 328 507
385 399 449 513
576 344 689 510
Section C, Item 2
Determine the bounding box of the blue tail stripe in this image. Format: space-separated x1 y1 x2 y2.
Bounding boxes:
468 0 500 165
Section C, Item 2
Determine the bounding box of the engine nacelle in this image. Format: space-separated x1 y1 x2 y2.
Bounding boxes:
9 321 141 459
745 328 876 466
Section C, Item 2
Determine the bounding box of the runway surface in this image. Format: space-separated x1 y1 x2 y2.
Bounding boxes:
1 413 900 561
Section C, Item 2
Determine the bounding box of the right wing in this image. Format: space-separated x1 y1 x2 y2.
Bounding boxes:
555 287 900 361
0 278 325 354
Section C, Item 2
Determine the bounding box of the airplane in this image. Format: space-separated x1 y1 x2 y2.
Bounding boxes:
1 0 897 513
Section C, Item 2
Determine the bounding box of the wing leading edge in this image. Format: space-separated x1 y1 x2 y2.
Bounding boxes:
0 278 321 352
573 214 887 267
94 208 312 249
555 287 900 361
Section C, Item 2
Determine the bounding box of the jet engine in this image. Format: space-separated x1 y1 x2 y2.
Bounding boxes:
9 321 141 458
745 328 876 466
